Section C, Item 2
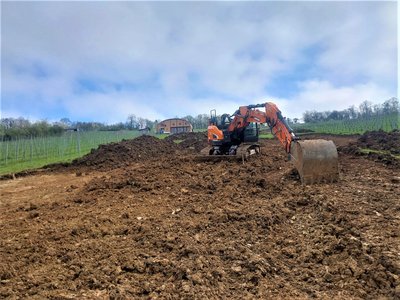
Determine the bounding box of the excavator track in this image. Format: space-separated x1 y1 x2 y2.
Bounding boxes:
197 143 260 162
236 144 261 161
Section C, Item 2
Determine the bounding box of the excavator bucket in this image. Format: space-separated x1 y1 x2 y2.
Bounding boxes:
290 140 339 185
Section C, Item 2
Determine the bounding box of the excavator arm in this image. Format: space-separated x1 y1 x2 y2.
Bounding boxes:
227 102 297 153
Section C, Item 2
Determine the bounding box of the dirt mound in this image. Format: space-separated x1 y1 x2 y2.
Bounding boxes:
338 130 400 168
71 132 208 172
71 135 177 171
165 132 208 152
357 130 400 153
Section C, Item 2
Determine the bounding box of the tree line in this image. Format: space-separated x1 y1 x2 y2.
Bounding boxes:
300 98 398 124
0 117 150 140
0 118 65 140
0 113 211 140
1 98 397 140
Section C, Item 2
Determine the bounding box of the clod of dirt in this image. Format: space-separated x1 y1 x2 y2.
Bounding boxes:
28 211 39 218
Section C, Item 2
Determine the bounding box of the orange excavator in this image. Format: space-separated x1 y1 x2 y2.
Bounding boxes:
200 102 339 184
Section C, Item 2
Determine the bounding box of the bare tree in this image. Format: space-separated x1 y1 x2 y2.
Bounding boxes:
359 100 373 117
127 114 138 130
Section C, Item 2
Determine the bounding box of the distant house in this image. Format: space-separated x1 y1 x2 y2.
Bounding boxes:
156 118 193 134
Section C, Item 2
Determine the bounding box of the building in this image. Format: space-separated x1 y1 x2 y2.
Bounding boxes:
157 118 193 134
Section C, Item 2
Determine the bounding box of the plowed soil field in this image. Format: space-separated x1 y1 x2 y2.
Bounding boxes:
1 132 399 299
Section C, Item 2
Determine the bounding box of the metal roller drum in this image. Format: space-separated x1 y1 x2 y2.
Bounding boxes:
290 140 339 185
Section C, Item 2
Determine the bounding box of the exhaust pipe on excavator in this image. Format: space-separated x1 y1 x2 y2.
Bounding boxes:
290 140 339 185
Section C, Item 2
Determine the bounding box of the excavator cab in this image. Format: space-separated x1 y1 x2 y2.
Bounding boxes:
242 123 259 143
209 109 218 126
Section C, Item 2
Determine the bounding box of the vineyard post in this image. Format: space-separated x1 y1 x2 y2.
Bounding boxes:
30 136 33 162
45 137 48 160
77 131 81 154
58 136 61 158
5 141 9 165
16 137 19 162
23 138 26 160
62 134 66 158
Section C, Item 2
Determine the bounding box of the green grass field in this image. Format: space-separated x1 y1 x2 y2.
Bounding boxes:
0 131 147 175
259 133 274 139
291 113 399 135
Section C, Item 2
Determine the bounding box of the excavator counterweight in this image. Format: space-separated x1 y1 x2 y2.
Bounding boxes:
199 102 339 184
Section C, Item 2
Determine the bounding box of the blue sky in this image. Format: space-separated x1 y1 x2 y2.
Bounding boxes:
1 1 397 123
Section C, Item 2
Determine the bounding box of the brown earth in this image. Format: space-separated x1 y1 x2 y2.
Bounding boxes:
70 135 178 171
1 133 399 299
338 130 400 169
165 132 208 152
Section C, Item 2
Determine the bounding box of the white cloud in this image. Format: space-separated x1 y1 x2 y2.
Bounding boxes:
279 80 393 119
1 1 397 122
63 92 165 124
316 3 397 86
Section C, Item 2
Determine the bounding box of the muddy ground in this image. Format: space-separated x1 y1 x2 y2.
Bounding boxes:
1 132 399 299
338 130 400 169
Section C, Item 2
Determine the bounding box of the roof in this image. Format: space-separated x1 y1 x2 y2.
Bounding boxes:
159 118 190 123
